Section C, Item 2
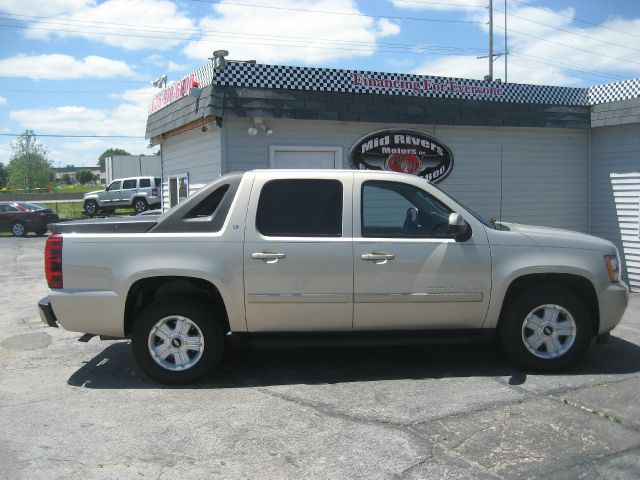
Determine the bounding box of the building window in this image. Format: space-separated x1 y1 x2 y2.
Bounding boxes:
169 174 189 208
268 146 342 169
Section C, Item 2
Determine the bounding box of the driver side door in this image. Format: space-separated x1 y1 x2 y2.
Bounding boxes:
353 176 491 330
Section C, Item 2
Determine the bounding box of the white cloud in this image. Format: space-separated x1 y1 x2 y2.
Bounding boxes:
10 86 155 137
23 0 195 50
399 1 640 86
0 96 6 106
0 54 136 80
146 54 189 73
390 0 487 11
8 87 155 166
0 0 92 16
184 0 401 64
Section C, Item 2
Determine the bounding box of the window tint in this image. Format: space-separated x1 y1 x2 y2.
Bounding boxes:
123 179 137 189
108 181 122 191
257 179 342 237
154 178 161 187
362 181 452 238
185 184 229 218
139 178 151 188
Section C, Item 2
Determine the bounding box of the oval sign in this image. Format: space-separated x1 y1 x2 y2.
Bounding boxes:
349 129 454 183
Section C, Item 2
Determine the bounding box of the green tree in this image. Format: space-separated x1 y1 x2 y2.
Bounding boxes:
0 161 7 188
7 130 53 191
98 148 130 169
61 173 72 185
76 169 95 184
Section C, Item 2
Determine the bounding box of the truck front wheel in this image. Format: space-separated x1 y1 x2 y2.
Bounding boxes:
499 286 592 371
132 296 224 384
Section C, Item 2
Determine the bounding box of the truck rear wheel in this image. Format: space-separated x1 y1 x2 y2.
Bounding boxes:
132 296 223 384
499 286 592 371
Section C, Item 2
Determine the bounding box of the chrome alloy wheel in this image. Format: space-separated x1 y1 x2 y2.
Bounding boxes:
147 316 205 371
12 222 25 236
521 304 576 359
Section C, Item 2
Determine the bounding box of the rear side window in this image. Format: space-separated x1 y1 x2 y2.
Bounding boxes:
185 184 229 218
256 179 342 237
122 179 137 189
154 178 161 187
139 178 151 188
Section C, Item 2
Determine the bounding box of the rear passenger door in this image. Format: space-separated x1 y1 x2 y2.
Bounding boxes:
243 172 354 332
119 178 138 206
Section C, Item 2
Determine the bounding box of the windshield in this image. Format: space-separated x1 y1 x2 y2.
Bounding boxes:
428 182 496 229
19 203 46 210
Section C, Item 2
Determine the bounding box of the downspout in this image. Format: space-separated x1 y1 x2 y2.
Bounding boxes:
588 125 592 235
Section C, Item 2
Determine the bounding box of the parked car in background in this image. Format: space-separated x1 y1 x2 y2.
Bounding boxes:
0 202 60 236
83 176 161 216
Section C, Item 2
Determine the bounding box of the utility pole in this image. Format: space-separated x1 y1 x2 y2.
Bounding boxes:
489 0 493 81
504 0 508 83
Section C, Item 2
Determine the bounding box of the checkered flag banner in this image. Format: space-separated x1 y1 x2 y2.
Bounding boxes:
151 61 639 114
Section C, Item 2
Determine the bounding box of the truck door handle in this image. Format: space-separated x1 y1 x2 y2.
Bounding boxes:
361 252 395 264
252 251 286 263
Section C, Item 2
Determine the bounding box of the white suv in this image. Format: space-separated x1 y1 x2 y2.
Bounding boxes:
83 176 161 215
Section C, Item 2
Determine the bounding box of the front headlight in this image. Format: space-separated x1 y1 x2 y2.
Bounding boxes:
604 254 621 283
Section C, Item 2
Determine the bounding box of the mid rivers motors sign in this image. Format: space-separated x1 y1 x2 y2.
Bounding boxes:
350 130 454 183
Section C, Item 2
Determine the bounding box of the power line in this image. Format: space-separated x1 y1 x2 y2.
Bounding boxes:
0 133 145 139
511 0 640 39
186 0 484 24
493 6 640 54
0 23 487 57
0 14 487 55
0 76 148 84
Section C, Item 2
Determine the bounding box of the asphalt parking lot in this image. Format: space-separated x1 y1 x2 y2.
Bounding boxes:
1 236 639 479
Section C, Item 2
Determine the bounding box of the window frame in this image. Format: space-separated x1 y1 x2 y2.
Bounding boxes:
360 180 453 239
255 178 344 238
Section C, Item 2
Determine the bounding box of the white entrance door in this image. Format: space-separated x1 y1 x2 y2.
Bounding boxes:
270 146 342 169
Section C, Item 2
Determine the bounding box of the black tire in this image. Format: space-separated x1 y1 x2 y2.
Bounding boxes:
132 296 224 384
499 285 592 371
11 221 27 237
133 198 148 214
34 227 47 236
84 200 98 216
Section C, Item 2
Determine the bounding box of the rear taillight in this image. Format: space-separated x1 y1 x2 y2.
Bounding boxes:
45 234 63 289
152 188 158 196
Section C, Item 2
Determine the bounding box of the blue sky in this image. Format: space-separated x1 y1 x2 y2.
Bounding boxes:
0 0 639 167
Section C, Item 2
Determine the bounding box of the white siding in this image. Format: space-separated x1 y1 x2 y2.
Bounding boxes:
161 122 222 210
223 117 588 232
591 123 640 289
107 155 161 183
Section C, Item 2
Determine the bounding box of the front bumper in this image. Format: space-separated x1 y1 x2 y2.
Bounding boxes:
598 281 629 334
38 298 59 328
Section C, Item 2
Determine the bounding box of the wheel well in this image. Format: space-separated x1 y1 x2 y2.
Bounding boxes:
124 276 230 337
498 273 599 335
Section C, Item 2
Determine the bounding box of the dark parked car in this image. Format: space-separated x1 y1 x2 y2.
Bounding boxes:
0 202 60 236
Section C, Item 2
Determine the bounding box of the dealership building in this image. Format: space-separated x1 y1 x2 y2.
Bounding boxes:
146 58 640 289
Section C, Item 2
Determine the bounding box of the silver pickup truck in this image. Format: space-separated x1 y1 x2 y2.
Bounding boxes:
39 170 629 384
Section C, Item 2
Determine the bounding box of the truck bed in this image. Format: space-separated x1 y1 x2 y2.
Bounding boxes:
50 216 158 234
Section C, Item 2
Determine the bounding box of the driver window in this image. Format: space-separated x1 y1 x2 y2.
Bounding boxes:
107 181 122 191
361 181 452 238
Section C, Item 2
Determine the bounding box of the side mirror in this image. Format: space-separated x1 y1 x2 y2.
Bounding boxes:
448 213 471 241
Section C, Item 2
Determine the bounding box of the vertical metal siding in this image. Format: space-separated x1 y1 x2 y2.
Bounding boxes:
591 123 640 289
224 117 588 232
161 122 222 210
